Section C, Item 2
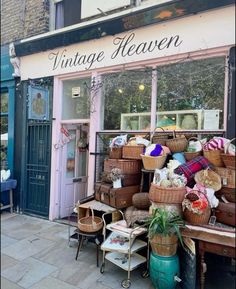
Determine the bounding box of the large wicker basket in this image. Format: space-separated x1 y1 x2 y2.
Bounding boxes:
165 132 188 153
122 145 145 160
183 206 211 225
150 234 178 256
194 168 222 191
220 138 235 170
212 167 235 189
149 183 186 204
140 154 167 170
203 149 224 167
104 159 142 174
184 137 203 161
78 208 103 233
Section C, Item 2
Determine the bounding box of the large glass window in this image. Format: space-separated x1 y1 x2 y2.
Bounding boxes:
1 92 8 169
156 57 225 130
62 77 90 120
102 70 152 130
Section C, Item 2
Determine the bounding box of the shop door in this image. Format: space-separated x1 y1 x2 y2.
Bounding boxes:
59 123 89 218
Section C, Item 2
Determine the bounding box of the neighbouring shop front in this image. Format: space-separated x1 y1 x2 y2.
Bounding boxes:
14 4 235 220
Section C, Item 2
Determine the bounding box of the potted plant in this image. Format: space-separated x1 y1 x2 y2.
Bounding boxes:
109 168 124 188
146 207 185 256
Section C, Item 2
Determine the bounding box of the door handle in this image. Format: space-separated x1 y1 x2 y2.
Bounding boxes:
73 178 82 183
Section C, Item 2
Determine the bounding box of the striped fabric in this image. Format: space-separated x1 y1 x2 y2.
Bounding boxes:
203 137 229 151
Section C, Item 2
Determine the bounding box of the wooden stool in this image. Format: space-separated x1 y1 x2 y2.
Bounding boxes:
74 228 102 267
140 168 154 192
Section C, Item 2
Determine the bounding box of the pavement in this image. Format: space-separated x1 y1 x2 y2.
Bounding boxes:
1 212 235 289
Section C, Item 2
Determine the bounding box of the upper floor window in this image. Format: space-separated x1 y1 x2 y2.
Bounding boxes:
52 0 81 29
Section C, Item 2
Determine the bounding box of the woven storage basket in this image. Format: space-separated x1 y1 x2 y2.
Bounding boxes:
149 182 186 204
104 159 142 174
221 138 235 170
109 147 123 159
132 193 151 210
140 154 167 170
203 149 224 167
122 145 145 160
212 167 235 189
150 234 178 256
150 127 168 146
184 137 203 161
78 208 103 233
194 169 222 191
183 206 211 225
165 131 188 153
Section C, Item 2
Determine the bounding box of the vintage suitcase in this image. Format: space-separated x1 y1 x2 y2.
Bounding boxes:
215 187 236 203
109 185 140 209
102 171 141 187
100 183 113 206
214 201 236 227
213 167 235 189
94 182 102 201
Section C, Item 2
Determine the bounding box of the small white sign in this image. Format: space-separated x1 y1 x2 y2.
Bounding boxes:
72 87 81 98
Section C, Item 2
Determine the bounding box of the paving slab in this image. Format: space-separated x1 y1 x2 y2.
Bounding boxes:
1 253 19 271
1 256 57 288
1 235 55 261
1 234 18 248
1 277 24 289
28 276 80 289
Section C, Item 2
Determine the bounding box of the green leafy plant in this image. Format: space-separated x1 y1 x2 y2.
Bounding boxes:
146 208 185 246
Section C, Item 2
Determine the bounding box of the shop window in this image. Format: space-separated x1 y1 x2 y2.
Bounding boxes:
155 57 225 131
62 77 90 120
1 92 8 169
102 70 152 130
54 0 81 29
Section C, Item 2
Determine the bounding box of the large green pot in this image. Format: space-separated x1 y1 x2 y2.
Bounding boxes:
150 252 180 289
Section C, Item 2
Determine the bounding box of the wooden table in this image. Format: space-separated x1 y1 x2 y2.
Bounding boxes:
181 224 236 289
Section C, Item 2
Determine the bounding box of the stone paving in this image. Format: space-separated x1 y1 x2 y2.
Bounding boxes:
1 212 235 289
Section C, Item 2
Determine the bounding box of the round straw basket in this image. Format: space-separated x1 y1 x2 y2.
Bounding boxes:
183 206 211 225
220 138 236 170
184 137 203 161
166 131 188 153
194 168 222 192
203 149 224 167
141 154 167 170
149 183 186 204
150 127 168 146
78 208 103 233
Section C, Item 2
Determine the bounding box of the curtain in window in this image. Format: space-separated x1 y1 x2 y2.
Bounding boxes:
55 1 64 29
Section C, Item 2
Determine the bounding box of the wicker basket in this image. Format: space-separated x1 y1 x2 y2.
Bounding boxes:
183 206 211 225
194 168 222 191
212 167 235 189
165 131 188 153
109 147 123 159
221 138 235 170
104 159 142 174
132 193 151 210
78 208 103 233
149 183 186 204
203 149 224 167
122 145 145 160
150 127 168 146
150 234 178 256
184 137 203 161
140 154 167 170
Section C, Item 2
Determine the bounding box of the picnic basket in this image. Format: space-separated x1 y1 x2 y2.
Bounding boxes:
203 146 224 167
212 167 235 189
78 208 103 233
183 206 211 225
184 137 203 161
220 138 235 170
149 183 186 204
165 131 188 153
122 137 145 160
150 127 168 146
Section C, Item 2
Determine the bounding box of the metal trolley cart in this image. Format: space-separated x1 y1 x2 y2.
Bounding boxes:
100 211 149 288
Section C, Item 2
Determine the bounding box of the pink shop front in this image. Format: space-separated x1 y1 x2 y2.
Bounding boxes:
15 6 235 222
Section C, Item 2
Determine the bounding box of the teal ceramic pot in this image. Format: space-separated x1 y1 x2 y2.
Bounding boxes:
150 252 180 289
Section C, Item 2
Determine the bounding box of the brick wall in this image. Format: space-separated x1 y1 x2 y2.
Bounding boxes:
1 0 50 45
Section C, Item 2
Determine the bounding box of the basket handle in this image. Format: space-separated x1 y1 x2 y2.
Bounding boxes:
150 127 165 143
224 138 235 154
88 207 96 229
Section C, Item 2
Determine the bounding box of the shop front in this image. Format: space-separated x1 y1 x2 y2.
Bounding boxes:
15 5 235 220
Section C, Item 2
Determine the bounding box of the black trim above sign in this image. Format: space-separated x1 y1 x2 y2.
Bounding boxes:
15 0 234 57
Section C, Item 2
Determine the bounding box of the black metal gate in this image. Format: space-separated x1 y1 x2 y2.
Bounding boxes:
22 80 53 217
